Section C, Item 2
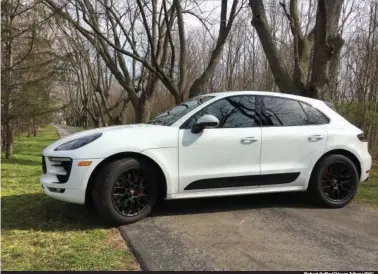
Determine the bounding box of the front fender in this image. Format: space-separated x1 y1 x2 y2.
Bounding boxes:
140 147 179 196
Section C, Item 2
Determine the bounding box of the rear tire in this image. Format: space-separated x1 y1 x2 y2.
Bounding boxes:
92 158 158 225
308 154 358 208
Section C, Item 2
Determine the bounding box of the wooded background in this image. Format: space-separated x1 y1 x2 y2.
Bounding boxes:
2 0 378 159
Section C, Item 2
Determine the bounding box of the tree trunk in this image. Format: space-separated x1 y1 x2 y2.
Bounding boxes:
249 0 298 94
121 110 128 124
33 116 37 137
1 125 6 151
188 0 240 98
112 116 122 125
308 0 344 98
134 96 153 123
249 0 344 99
95 116 103 127
188 34 228 97
5 121 13 159
2 9 13 159
84 114 88 129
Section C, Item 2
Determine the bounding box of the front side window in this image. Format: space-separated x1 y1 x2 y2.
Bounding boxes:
148 95 214 126
261 96 308 126
182 95 259 129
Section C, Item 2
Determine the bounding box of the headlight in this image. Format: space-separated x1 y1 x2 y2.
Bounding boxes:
54 133 102 151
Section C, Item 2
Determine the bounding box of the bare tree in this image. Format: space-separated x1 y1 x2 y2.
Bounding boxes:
45 0 244 111
1 0 61 158
249 0 345 99
337 1 378 154
58 26 131 127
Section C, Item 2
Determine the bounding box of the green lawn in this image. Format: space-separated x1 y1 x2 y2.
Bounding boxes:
60 125 85 133
1 126 139 271
355 160 378 207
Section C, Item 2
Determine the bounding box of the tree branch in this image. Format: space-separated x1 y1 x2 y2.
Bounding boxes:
174 0 187 99
249 0 297 93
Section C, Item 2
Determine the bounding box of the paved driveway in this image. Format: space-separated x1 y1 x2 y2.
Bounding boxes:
53 125 77 138
120 193 378 271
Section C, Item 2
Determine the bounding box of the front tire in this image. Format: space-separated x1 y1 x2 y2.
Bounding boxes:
92 158 158 225
309 154 359 208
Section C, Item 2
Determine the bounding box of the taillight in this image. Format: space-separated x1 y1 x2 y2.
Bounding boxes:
357 133 367 142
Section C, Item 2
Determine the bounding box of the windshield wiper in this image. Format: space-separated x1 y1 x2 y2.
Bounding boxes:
179 103 190 109
166 103 189 115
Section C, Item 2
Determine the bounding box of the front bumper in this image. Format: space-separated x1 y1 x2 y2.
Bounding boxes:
40 157 102 204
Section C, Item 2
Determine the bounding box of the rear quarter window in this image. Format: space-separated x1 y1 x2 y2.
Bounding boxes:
300 102 330 125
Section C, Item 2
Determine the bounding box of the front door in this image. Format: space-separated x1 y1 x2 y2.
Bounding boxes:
178 95 262 192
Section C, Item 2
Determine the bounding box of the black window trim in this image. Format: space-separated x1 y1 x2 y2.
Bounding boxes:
257 95 330 127
179 94 259 129
179 94 331 129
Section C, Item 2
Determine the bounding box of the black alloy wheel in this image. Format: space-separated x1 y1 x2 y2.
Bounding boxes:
111 169 150 217
92 158 158 225
309 154 358 208
320 161 356 202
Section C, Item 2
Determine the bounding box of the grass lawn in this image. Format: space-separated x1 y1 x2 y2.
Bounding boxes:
60 125 85 133
1 126 139 271
355 160 378 207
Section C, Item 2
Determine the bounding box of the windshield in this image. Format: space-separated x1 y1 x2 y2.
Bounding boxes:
148 95 214 126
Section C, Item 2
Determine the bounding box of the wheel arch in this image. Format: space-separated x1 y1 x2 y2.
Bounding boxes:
85 152 167 204
310 149 362 184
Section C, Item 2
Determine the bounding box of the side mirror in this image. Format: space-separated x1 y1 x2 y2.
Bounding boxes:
191 114 219 134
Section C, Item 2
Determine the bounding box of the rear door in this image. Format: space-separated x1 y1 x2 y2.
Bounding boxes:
258 96 328 187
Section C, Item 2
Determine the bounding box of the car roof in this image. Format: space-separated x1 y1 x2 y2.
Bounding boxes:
203 90 324 106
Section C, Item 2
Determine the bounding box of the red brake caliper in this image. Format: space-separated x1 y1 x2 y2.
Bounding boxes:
139 180 144 196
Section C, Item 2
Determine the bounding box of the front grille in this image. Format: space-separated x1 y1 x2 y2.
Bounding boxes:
42 156 47 174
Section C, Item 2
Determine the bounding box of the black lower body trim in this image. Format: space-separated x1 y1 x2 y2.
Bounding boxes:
184 172 300 190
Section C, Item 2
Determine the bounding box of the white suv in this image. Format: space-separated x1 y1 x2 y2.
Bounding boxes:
40 91 372 224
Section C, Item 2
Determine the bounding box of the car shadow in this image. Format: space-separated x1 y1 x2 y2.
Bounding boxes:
151 191 318 218
2 191 317 231
1 192 106 231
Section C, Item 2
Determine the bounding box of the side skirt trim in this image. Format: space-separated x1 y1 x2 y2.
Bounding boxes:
184 172 300 190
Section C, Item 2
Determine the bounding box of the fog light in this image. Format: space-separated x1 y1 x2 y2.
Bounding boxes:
47 187 65 193
49 157 71 162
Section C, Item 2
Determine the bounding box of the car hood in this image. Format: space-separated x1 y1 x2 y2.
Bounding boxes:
59 124 161 139
43 124 179 158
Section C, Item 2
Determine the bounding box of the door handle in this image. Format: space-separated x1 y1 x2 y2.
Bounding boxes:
308 135 324 142
241 137 257 144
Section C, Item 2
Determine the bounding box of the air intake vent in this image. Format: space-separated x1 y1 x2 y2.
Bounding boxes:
47 157 73 183
42 156 47 174
57 160 73 183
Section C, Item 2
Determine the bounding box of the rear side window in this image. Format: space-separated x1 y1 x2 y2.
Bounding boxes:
261 96 308 126
300 102 329 125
